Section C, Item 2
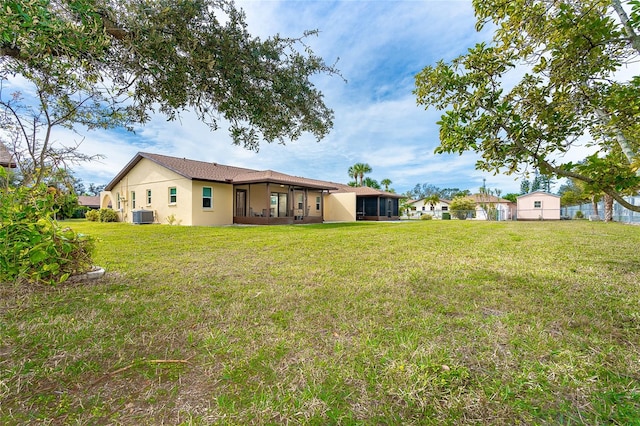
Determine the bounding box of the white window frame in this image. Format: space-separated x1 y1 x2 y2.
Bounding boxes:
169 187 177 204
146 189 152 206
534 200 542 208
131 191 136 209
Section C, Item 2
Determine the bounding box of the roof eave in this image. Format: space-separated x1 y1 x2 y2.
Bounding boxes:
233 178 337 190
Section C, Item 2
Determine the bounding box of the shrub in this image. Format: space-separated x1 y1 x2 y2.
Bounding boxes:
421 214 433 220
166 213 182 225
85 209 100 221
99 208 119 222
574 211 584 219
450 197 476 220
72 206 89 218
0 182 95 285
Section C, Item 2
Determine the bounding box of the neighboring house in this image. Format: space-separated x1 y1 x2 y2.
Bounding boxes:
100 152 400 226
0 142 16 169
517 191 561 220
405 198 451 219
467 193 516 221
78 196 101 210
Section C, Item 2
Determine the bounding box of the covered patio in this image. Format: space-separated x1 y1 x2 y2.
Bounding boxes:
232 171 337 225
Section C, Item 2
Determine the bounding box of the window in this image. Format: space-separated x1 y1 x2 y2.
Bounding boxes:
430 205 435 211
316 196 321 210
534 201 542 208
422 206 425 211
131 191 136 209
297 194 304 209
169 187 177 204
442 206 448 211
116 192 121 210
146 189 152 205
202 187 212 208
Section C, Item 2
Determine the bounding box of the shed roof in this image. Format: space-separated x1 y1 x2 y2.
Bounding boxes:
517 191 560 199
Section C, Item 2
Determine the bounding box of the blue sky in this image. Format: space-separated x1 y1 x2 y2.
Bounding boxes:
65 0 531 195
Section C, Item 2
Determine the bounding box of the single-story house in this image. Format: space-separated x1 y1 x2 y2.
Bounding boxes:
100 152 401 226
467 193 516 221
517 191 561 220
0 143 16 169
405 198 451 219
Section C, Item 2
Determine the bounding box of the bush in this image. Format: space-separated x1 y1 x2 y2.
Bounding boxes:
99 208 119 222
72 206 89 218
85 209 100 221
450 197 476 220
574 211 584 219
0 183 95 285
420 214 433 220
86 208 118 222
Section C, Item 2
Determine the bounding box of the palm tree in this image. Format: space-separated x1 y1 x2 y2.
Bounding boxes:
348 163 372 187
381 178 392 191
362 177 380 189
347 166 357 186
424 193 440 213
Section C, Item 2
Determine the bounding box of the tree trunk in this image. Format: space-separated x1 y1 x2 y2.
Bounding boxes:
611 0 640 54
591 196 599 217
604 194 614 222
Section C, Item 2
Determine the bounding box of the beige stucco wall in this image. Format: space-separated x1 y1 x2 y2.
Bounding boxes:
191 181 234 226
246 184 270 215
517 193 561 220
106 158 193 225
324 192 356 222
307 190 324 218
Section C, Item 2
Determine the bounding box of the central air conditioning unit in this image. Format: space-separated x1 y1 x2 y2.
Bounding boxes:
132 210 154 224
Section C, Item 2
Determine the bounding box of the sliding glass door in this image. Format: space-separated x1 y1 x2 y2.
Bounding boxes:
270 192 288 217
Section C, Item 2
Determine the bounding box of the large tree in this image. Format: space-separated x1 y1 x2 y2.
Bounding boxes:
1 0 338 153
414 0 640 212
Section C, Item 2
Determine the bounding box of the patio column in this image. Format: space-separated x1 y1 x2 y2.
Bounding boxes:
266 182 271 222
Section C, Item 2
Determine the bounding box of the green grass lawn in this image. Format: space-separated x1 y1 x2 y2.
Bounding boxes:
2 220 640 424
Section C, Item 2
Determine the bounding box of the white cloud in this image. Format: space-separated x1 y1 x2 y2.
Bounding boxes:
12 1 523 195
